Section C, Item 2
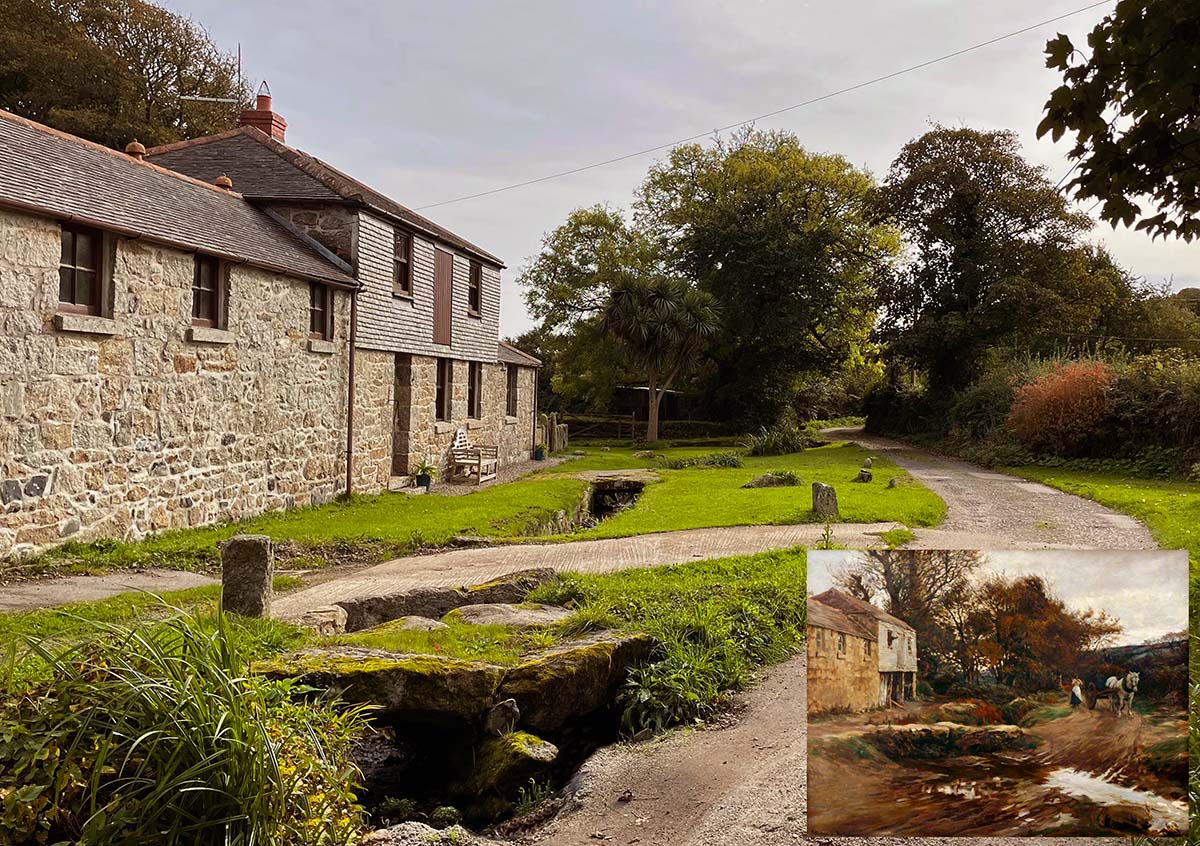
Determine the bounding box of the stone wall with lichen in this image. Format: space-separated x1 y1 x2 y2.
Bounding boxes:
807 623 879 714
0 208 353 558
266 204 357 265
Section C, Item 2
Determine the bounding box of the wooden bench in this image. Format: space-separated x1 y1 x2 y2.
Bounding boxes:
448 428 499 484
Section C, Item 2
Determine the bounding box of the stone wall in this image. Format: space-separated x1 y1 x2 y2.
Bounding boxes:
267 204 357 265
807 624 878 714
0 208 352 558
351 348 396 490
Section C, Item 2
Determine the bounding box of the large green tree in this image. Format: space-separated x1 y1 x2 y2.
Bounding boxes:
1039 0 1200 241
0 0 247 148
518 206 654 412
600 276 719 442
636 128 895 426
871 126 1145 389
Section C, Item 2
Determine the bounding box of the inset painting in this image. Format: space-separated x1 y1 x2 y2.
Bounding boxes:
806 549 1188 837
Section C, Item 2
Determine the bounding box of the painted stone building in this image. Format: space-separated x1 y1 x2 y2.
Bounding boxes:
813 588 919 706
0 94 538 558
807 598 880 714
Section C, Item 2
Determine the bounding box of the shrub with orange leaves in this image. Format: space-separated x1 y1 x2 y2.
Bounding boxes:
1007 361 1113 455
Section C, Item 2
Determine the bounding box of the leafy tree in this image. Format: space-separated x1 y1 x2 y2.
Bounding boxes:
871 125 1135 389
600 276 719 442
1039 0 1200 241
0 0 247 148
637 128 895 427
518 205 660 412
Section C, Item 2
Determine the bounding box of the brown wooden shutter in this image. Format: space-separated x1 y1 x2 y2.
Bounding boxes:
434 249 453 345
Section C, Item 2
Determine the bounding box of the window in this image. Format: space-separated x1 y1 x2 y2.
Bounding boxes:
887 630 896 649
467 361 482 419
866 640 873 658
59 224 105 315
467 260 482 315
505 364 518 416
837 633 847 655
191 255 225 327
309 282 332 340
393 230 413 297
435 358 452 422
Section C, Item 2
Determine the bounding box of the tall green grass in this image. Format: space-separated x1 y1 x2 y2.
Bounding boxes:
0 610 367 846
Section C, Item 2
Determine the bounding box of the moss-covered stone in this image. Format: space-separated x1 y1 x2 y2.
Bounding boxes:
255 646 504 719
498 633 654 732
464 731 558 796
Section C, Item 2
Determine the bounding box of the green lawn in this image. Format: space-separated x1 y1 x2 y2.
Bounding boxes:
25 476 587 576
1005 466 1200 563
543 442 945 539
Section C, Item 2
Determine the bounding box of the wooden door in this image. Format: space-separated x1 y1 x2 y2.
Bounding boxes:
433 249 453 345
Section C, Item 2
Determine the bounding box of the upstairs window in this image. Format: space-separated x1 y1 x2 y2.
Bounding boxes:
467 361 483 419
436 358 452 421
468 260 482 316
59 224 106 315
505 364 518 416
191 255 225 328
393 230 413 297
309 282 332 340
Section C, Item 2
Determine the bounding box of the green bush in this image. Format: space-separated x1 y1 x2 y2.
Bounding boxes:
530 550 807 736
657 451 743 469
0 610 367 846
741 423 813 456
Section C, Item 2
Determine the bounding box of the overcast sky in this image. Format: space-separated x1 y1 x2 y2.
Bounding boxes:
809 549 1190 645
168 0 1199 338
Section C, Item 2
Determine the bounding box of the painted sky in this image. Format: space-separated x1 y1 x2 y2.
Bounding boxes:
166 0 1200 337
808 549 1190 645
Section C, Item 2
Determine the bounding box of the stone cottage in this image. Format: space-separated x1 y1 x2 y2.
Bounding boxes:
807 597 879 714
813 588 918 706
0 95 539 558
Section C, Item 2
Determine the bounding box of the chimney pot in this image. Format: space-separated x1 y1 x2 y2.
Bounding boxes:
215 174 233 190
238 80 287 142
125 139 146 159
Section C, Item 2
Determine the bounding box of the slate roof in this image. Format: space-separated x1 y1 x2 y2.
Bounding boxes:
808 598 876 641
497 340 541 367
0 110 357 288
812 588 915 632
147 127 504 268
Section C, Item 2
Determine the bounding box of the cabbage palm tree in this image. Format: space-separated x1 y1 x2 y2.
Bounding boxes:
601 276 719 443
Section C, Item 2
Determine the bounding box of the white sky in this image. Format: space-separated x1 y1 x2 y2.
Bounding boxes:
808 549 1190 645
169 0 1200 337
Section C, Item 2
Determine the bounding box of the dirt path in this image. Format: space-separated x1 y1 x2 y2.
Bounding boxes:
272 523 898 620
518 654 1111 846
824 427 1155 550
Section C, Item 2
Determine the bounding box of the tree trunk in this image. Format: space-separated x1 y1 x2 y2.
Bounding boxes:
646 370 662 444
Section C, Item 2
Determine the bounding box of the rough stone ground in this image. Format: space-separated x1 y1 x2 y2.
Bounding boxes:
0 568 217 613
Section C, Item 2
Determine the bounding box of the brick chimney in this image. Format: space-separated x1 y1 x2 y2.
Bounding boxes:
239 81 287 141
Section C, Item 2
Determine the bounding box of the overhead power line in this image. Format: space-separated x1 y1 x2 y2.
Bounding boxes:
414 0 1115 211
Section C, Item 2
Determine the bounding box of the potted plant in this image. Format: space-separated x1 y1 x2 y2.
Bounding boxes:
413 458 437 492
533 443 547 461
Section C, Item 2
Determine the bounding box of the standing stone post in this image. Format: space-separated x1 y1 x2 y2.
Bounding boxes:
812 482 839 519
221 534 273 617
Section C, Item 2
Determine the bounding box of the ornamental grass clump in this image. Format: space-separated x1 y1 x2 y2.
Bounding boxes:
0 609 368 846
742 423 813 456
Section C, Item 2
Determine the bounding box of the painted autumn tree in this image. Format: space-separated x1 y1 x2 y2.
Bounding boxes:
600 276 719 443
637 128 895 427
0 0 248 148
1039 0 1200 241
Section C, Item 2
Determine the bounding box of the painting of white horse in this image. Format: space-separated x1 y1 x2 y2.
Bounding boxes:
1105 671 1139 716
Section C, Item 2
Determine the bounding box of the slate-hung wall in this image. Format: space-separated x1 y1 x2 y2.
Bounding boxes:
0 208 352 558
355 212 501 360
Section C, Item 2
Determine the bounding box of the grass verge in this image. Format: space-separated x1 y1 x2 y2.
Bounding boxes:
17 477 587 578
541 443 944 539
528 547 807 734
